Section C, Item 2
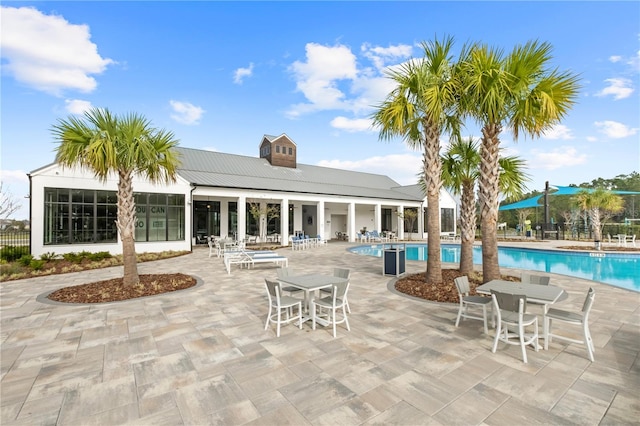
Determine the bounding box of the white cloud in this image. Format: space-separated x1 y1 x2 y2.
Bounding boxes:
286 43 358 117
609 55 622 63
529 146 588 170
0 6 113 96
586 136 597 142
233 63 254 84
169 100 204 125
361 43 413 71
596 78 634 100
594 120 638 138
542 124 574 140
330 116 374 133
317 153 422 185
65 99 92 115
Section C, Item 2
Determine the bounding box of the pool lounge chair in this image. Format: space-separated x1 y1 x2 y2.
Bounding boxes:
225 250 289 274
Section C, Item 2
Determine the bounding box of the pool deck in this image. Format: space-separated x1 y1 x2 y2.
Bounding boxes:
1 239 638 425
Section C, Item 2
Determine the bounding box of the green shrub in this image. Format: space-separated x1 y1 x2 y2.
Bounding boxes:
0 245 30 262
62 252 83 263
40 252 59 261
88 251 112 261
18 254 34 267
78 250 92 259
29 259 46 271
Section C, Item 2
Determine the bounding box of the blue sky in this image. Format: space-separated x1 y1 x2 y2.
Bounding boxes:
1 1 639 220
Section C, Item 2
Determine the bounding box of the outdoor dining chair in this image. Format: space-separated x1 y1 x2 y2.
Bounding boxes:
491 290 539 363
264 279 302 337
276 267 304 298
521 272 550 285
311 279 350 338
454 276 493 334
544 287 596 362
319 268 351 313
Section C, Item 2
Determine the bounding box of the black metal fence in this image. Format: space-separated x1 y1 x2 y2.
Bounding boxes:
0 231 30 262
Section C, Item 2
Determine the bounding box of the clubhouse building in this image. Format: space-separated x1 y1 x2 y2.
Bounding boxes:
28 134 457 256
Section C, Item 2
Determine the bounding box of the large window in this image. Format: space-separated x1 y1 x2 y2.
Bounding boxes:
44 188 117 245
228 202 237 239
246 203 259 236
382 208 393 232
441 208 455 233
423 207 455 233
193 201 220 242
44 188 184 245
134 193 185 242
267 203 281 235
404 207 419 233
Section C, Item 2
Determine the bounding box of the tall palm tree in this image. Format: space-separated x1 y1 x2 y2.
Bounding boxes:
371 36 461 284
442 138 529 276
52 108 181 286
460 41 580 282
572 188 624 247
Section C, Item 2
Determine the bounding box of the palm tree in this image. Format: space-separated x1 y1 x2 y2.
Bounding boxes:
572 189 624 248
52 108 181 286
442 138 529 275
460 41 580 282
371 36 461 284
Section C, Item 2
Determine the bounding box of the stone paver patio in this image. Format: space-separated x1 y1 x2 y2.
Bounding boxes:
1 240 639 425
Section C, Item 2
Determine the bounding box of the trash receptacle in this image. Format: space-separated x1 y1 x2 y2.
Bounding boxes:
383 243 406 277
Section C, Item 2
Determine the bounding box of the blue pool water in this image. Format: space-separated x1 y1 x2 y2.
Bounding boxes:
349 244 640 292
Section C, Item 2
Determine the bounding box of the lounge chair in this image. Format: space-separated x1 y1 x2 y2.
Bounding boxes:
225 250 288 274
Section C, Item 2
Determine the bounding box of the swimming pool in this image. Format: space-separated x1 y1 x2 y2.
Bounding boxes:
348 244 640 292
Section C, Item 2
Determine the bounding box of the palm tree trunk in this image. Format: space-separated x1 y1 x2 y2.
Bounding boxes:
478 124 502 283
459 181 476 276
424 125 443 284
589 208 601 242
116 169 139 286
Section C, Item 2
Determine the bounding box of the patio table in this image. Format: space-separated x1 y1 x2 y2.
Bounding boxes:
477 280 567 346
277 273 348 325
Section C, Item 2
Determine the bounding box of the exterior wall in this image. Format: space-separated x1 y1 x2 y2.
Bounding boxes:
267 137 296 168
29 164 192 257
419 188 459 239
30 163 458 252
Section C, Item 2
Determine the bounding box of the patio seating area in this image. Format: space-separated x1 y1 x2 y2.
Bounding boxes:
1 240 638 424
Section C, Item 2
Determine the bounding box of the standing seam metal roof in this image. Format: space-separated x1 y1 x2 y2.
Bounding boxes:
175 146 423 201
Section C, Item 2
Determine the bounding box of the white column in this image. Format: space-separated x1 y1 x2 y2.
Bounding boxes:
348 202 356 242
375 203 382 232
237 195 246 242
259 201 267 243
419 204 425 239
398 205 404 240
220 201 229 238
317 200 325 239
281 198 289 246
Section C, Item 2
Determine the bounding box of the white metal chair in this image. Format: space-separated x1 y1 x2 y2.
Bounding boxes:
276 267 304 298
491 290 539 363
544 287 596 362
320 268 351 313
311 279 350 338
264 279 302 337
521 272 550 285
454 276 493 334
